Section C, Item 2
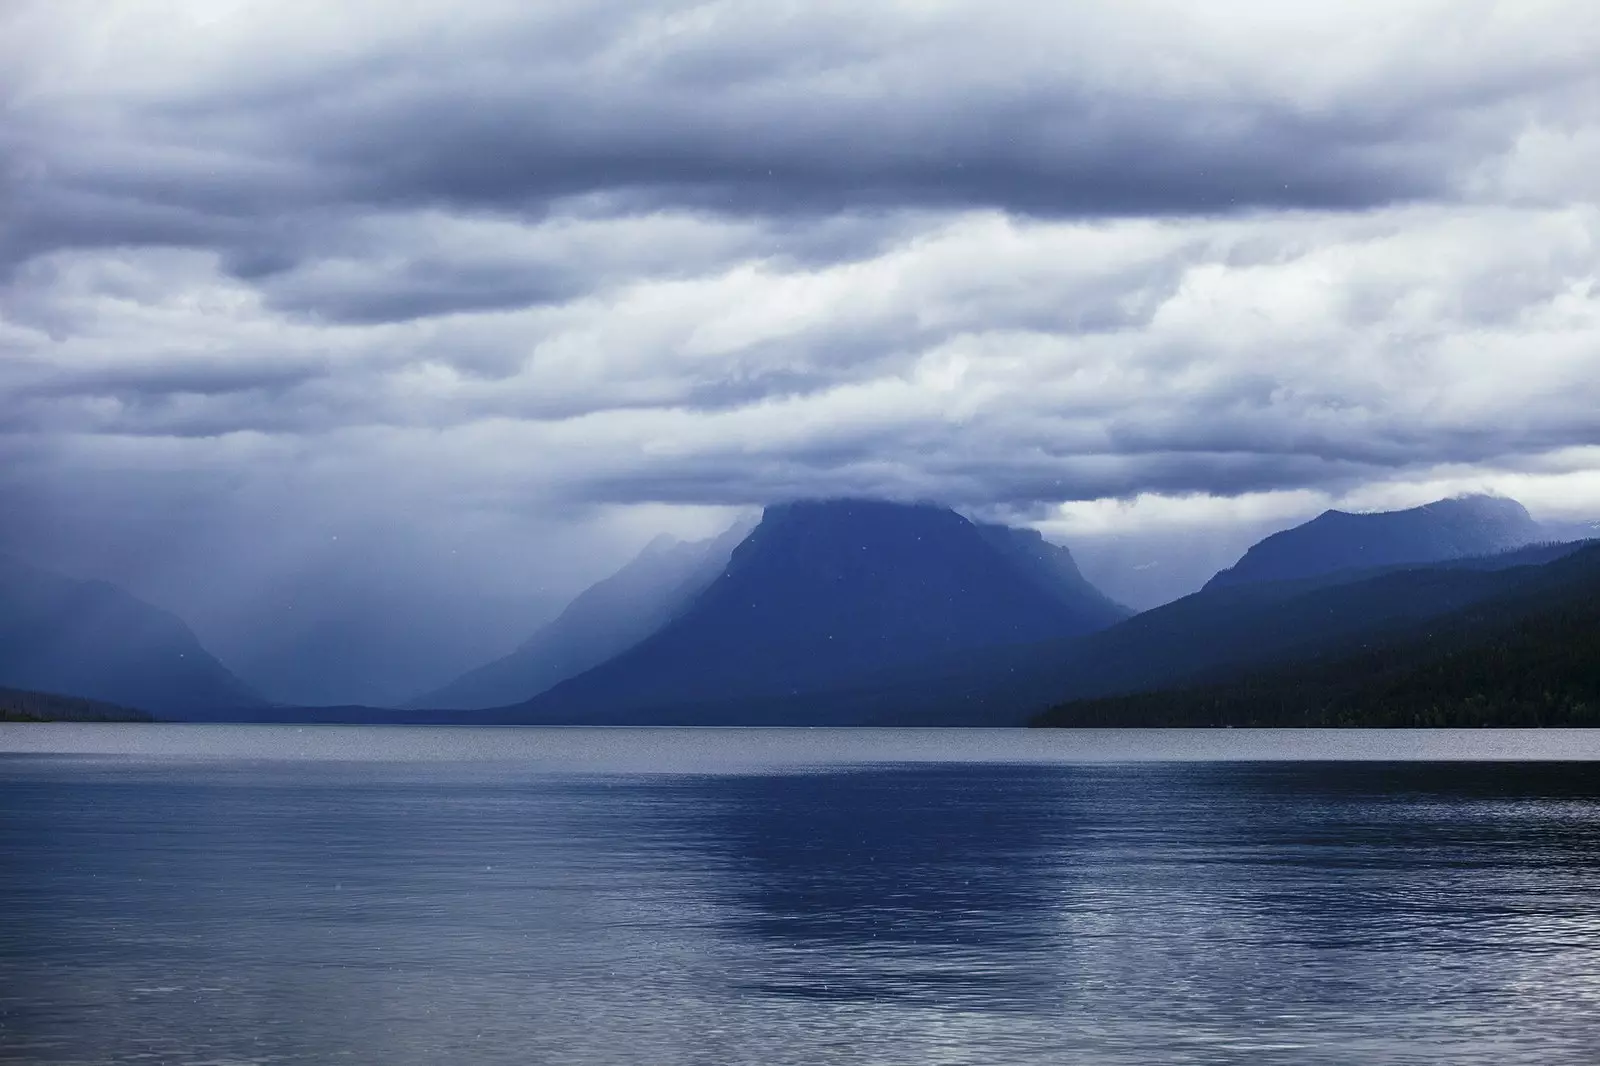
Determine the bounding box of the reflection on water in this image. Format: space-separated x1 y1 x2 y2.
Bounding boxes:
1 733 1599 1064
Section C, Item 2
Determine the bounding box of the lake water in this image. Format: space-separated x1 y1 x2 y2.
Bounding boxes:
2 726 1599 1064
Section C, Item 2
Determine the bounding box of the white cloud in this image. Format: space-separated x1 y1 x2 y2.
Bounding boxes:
5 204 1598 506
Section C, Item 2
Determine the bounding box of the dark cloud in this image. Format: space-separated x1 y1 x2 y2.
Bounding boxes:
262 261 586 325
298 89 1431 220
571 441 1392 513
25 357 326 403
5 1 1594 291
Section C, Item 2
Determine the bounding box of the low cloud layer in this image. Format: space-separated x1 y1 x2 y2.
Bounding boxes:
2 1 1598 692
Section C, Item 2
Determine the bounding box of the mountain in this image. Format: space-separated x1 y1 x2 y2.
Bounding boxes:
0 554 262 715
1034 541 1600 727
692 537 1599 727
1204 494 1542 589
414 518 756 709
497 499 1130 723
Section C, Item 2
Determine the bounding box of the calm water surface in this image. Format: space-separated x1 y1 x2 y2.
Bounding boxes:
2 726 1599 1065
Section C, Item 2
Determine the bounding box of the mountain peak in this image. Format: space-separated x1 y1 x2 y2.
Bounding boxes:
511 497 1127 723
1207 494 1543 589
0 554 261 714
1428 492 1533 518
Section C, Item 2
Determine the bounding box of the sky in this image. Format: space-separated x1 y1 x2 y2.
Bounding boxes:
2 1 1598 701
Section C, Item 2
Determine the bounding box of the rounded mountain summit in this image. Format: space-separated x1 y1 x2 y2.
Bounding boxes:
1204 495 1543 589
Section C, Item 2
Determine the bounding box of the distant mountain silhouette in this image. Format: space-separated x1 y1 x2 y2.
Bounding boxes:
188 537 1595 728
414 518 756 709
1036 541 1600 727
501 499 1129 722
0 554 262 715
1205 494 1542 589
655 537 1598 727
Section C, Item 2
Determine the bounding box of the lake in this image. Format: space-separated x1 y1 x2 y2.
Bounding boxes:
3 726 1599 1064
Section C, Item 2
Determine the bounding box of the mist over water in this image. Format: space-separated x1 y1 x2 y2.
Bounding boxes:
3 728 1599 1064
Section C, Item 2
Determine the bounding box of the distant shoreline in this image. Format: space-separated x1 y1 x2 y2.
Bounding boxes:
0 687 153 724
12 714 1594 729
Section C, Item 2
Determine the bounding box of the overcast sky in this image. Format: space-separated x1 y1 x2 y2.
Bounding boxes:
2 1 1598 696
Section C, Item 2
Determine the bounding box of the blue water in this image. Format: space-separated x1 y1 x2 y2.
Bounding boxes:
2 726 1599 1064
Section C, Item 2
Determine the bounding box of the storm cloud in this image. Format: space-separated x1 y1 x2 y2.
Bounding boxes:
2 0 1598 696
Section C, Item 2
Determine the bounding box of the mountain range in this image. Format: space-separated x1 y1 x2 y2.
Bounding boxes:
2 491 1592 726
1035 540 1600 728
0 553 262 715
